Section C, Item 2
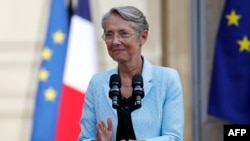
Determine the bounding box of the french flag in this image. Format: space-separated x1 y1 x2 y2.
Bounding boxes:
31 0 97 140
56 0 97 140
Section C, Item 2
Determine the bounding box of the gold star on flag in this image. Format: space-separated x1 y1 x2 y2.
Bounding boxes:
226 10 241 26
42 47 52 60
53 30 65 44
39 69 49 81
44 87 57 101
237 36 250 52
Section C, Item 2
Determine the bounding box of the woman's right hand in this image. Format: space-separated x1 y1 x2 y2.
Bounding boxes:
96 117 113 141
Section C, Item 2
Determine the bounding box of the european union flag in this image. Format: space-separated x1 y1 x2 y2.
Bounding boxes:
208 0 250 124
31 0 69 140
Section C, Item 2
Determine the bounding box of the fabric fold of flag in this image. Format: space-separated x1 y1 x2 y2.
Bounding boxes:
31 0 69 140
208 0 250 124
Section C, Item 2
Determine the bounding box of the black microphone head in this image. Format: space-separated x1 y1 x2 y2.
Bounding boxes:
132 74 143 88
109 74 121 88
132 74 144 109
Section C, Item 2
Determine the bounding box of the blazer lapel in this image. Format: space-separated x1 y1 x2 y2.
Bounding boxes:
141 57 153 98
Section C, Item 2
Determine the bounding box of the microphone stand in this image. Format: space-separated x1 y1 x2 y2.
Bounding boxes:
126 109 129 141
118 101 140 141
118 105 130 141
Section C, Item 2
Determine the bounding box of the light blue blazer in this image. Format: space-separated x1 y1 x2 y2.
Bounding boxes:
78 57 184 141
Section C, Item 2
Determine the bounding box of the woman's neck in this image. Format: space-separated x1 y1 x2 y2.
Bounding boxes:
118 57 143 79
118 57 143 99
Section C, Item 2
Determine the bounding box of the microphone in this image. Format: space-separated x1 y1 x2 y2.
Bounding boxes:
132 74 144 108
109 74 121 109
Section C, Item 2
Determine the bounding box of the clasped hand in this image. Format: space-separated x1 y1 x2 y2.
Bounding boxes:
95 118 143 141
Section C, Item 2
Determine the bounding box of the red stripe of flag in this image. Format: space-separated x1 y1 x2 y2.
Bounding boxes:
56 85 85 141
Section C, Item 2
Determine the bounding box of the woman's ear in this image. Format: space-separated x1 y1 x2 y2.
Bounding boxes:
139 30 148 46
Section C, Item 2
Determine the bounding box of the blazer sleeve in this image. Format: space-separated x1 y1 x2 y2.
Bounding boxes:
78 75 98 141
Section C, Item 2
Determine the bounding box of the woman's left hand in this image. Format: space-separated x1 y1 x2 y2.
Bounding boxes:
96 117 113 141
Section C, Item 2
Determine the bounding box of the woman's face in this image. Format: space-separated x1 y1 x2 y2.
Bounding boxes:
103 14 147 63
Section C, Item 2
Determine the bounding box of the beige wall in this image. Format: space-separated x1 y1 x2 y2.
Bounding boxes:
0 0 48 141
0 0 192 141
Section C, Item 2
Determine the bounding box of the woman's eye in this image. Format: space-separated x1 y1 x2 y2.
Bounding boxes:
105 33 113 38
119 32 129 37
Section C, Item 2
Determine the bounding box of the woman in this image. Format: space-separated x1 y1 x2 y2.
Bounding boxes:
78 6 184 141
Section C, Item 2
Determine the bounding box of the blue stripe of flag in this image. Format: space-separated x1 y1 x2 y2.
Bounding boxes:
76 0 91 21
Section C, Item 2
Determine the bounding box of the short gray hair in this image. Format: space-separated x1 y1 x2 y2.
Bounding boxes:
101 6 149 33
